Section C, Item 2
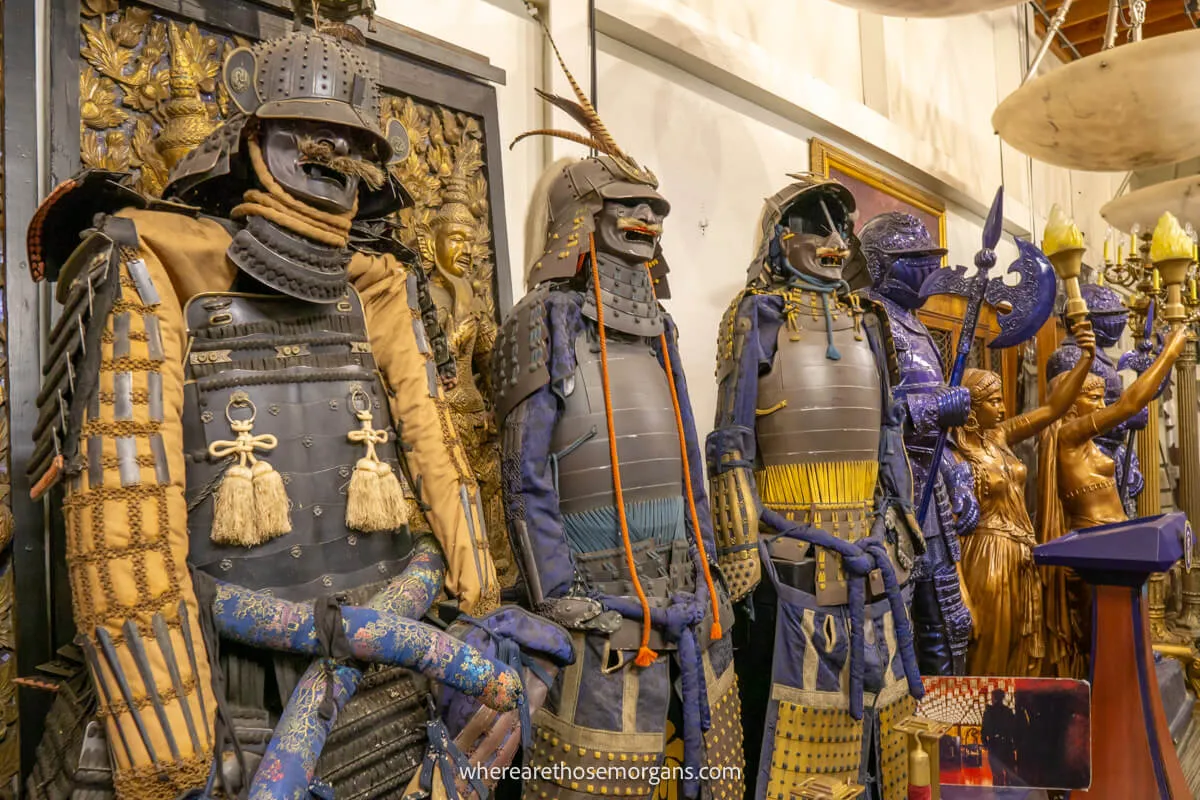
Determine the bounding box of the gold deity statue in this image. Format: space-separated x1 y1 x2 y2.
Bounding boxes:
953 320 1095 678
1037 325 1188 678
417 177 515 586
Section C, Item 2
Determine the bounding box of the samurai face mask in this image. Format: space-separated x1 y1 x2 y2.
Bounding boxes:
593 198 667 264
261 119 385 214
772 191 853 283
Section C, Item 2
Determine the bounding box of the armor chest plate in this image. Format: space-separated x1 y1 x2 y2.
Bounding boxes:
183 291 412 601
550 331 682 516
756 312 882 468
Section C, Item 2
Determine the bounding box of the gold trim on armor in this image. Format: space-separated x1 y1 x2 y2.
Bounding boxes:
531 706 663 754
558 632 586 726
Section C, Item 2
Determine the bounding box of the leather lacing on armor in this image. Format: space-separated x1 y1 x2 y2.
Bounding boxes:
191 312 360 341
585 234 722 667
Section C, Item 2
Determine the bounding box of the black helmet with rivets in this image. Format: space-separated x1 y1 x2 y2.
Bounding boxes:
163 31 411 218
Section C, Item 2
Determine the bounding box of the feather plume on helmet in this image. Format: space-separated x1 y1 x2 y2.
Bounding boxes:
513 17 671 294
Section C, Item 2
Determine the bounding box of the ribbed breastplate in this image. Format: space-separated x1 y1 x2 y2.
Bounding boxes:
551 328 691 617
755 305 882 540
183 290 413 601
550 330 684 551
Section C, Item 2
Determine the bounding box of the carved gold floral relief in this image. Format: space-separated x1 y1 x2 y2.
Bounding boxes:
79 2 247 196
383 96 515 585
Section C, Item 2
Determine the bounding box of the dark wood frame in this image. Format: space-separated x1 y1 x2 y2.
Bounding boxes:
9 0 511 775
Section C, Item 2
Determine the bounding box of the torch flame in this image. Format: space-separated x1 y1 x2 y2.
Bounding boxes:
1041 204 1085 257
1151 211 1195 263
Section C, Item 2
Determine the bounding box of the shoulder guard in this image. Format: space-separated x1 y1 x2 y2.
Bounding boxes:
492 285 553 424
28 217 139 499
856 293 902 387
28 170 148 283
715 288 754 384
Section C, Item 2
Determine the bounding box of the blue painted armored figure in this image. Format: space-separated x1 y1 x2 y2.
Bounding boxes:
708 176 924 800
858 212 975 676
1046 282 1146 515
21 29 565 800
494 37 743 800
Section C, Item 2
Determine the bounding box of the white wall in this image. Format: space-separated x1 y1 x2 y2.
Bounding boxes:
375 0 1128 441
373 0 544 305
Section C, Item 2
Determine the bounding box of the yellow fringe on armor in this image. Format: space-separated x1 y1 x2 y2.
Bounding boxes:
756 460 878 508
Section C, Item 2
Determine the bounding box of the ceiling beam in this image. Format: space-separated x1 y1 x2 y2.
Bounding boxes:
1051 0 1117 26
1065 1 1182 47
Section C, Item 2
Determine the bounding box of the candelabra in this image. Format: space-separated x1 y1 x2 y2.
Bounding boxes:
1101 231 1198 645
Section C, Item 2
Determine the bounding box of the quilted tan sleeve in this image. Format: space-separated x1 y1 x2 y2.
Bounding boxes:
64 211 222 798
350 251 498 613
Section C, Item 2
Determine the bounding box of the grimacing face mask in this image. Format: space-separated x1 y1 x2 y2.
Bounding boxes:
594 199 666 263
261 119 378 214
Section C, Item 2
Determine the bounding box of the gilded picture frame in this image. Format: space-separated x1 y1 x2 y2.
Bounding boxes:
809 138 948 253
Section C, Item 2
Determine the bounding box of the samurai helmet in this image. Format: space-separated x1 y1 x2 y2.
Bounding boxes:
747 173 856 286
164 30 411 218
514 21 670 294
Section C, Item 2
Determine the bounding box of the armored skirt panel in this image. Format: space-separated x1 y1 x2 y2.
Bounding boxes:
750 551 915 800
182 290 414 599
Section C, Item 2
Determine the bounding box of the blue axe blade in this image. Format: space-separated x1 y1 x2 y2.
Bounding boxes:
919 238 1057 350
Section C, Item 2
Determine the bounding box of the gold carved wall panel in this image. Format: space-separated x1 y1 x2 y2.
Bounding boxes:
79 0 248 196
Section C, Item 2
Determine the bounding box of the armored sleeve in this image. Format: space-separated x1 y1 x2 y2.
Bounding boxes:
491 289 579 604
349 252 498 614
29 215 218 796
705 293 777 602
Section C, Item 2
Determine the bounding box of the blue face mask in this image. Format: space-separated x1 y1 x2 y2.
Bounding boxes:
879 253 942 309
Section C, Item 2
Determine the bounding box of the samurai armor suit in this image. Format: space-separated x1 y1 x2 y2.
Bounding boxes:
25 188 496 798
708 277 924 799
496 280 744 800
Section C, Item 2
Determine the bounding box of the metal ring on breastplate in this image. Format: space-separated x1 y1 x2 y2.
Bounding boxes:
226 391 256 427
349 387 372 417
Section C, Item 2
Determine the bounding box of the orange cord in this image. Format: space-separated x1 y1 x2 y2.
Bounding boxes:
588 235 658 667
648 269 723 642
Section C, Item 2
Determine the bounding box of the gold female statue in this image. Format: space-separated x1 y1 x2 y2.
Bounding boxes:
953 320 1095 677
1038 324 1188 678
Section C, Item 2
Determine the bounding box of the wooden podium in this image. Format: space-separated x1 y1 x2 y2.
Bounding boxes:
1034 512 1193 799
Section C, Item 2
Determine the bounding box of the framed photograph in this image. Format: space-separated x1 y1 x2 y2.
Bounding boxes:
809 138 947 253
920 676 1092 793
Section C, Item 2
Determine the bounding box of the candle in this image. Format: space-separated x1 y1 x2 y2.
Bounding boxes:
1153 268 1162 292
1104 239 1111 263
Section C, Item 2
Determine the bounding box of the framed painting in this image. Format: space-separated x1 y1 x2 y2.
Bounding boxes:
810 138 1017 415
809 137 947 254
